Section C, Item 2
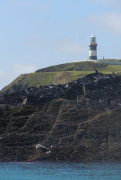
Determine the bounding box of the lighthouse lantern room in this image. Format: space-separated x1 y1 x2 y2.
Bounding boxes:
89 34 97 60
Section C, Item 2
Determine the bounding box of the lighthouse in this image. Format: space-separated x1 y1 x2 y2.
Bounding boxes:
89 34 97 60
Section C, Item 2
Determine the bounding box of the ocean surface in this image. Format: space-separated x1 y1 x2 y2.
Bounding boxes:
0 161 121 180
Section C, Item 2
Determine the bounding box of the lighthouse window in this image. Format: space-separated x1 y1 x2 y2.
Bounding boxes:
90 37 96 43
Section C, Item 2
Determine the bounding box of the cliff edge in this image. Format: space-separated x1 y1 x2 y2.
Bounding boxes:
0 72 121 161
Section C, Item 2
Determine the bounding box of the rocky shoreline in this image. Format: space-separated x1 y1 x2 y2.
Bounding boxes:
0 72 121 161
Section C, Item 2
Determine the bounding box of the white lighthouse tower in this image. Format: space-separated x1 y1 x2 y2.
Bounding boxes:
89 34 97 60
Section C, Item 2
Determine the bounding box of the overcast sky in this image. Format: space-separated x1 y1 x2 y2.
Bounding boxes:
0 0 121 89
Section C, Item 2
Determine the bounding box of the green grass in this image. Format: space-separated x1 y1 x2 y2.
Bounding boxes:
36 61 108 72
99 65 121 73
2 71 94 92
2 60 121 93
36 60 121 73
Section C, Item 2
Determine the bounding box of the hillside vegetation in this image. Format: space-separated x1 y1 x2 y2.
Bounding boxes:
36 60 121 72
2 60 121 93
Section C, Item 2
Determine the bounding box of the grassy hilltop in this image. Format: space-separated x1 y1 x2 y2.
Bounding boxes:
2 60 121 93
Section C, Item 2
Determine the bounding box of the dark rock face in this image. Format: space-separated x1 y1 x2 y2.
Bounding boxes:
0 73 121 161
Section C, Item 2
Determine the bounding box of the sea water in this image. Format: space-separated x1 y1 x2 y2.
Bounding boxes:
0 161 121 180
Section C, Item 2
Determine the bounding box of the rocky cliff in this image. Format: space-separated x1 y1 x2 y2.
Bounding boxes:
0 72 121 161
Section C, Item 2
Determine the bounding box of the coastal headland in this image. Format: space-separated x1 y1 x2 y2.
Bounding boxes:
0 60 121 161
